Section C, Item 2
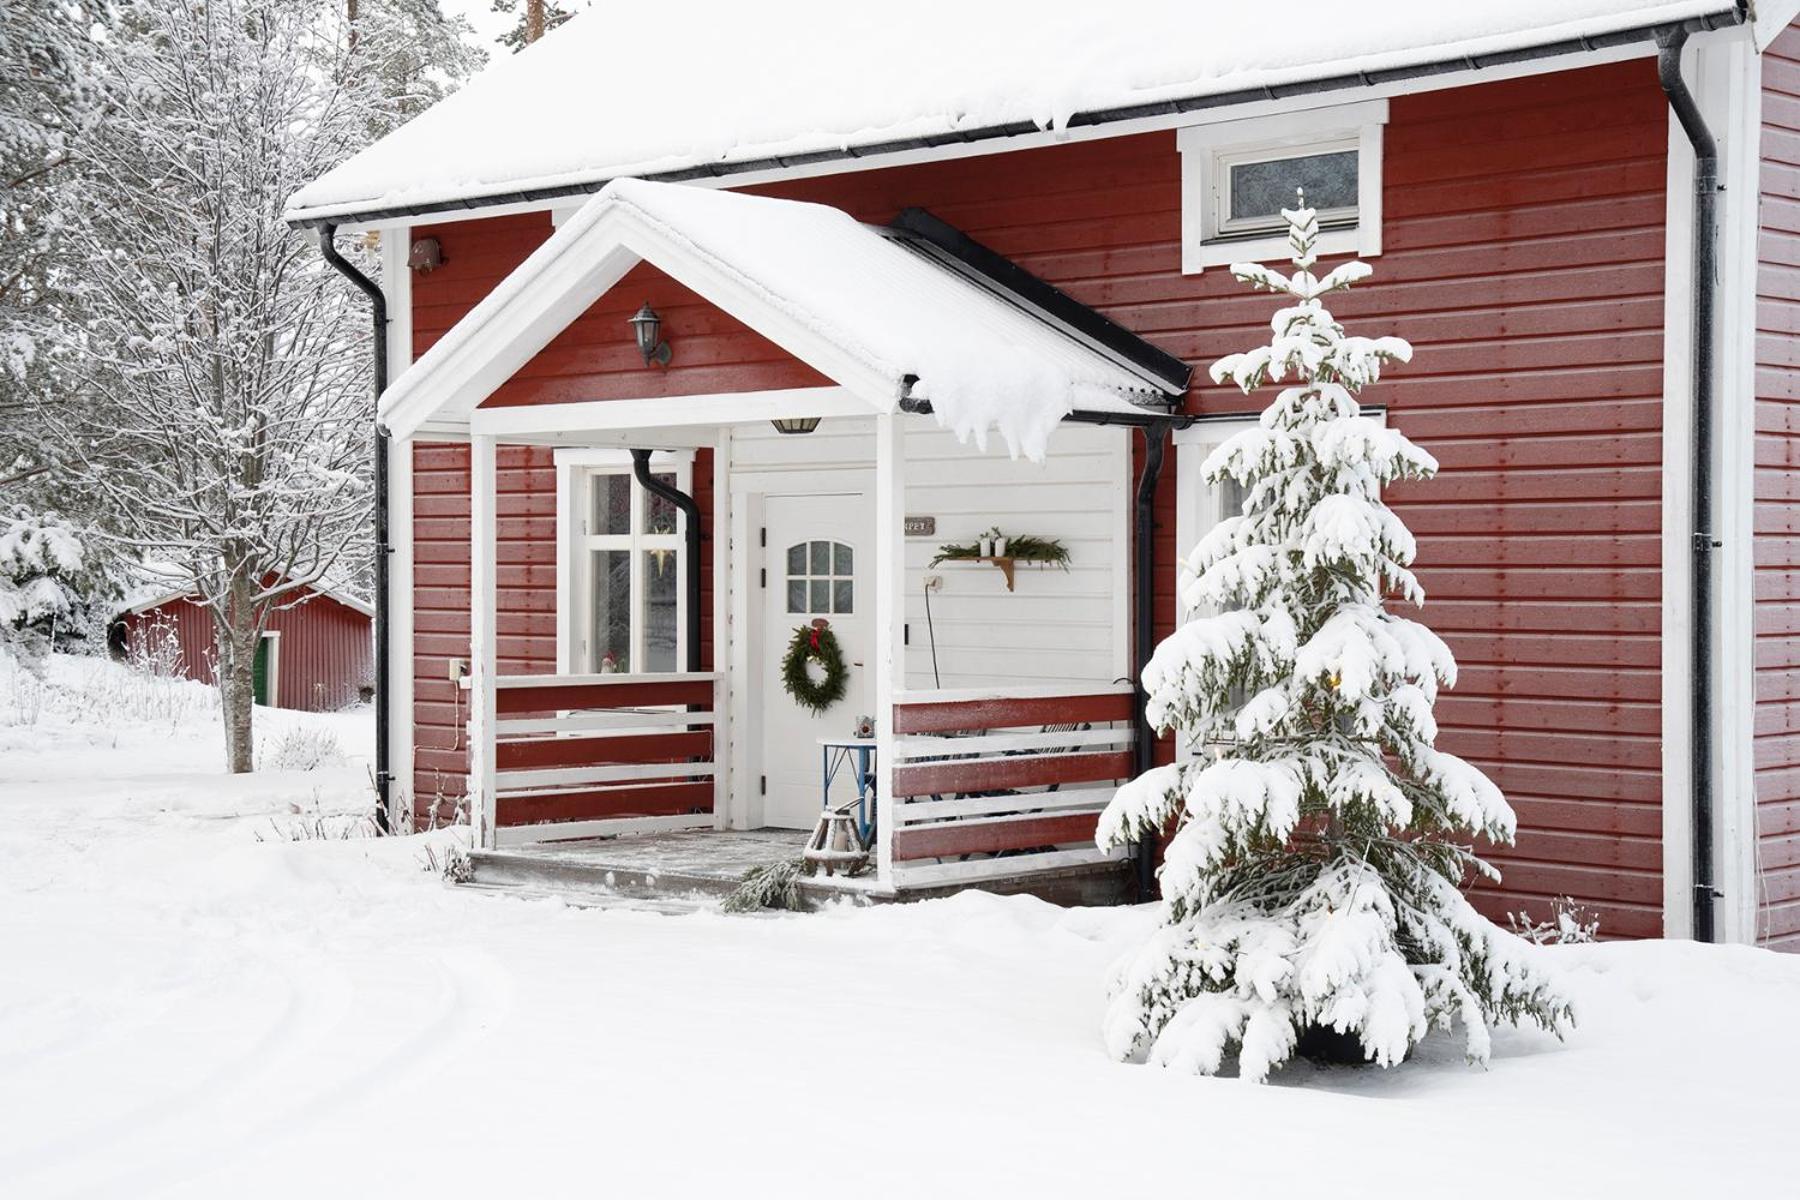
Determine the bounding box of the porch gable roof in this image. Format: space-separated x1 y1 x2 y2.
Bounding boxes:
380 178 1178 460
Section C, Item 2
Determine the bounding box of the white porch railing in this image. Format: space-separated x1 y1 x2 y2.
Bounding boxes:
481 672 718 848
879 682 1136 887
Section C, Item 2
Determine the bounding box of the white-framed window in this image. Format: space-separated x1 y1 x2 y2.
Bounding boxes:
1178 100 1387 274
555 448 693 674
1173 411 1386 755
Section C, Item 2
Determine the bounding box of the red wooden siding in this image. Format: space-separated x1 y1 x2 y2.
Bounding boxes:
119 588 372 713
1757 25 1800 950
407 60 1672 933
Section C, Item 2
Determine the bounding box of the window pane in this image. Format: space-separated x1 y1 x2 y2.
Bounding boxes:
592 474 631 536
810 541 830 573
1220 475 1250 520
1229 150 1357 221
833 542 853 575
810 579 829 612
787 543 806 574
642 550 677 672
833 580 853 614
646 473 679 535
787 579 806 612
592 549 631 671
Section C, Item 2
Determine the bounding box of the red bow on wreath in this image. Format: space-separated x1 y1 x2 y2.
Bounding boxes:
809 618 828 656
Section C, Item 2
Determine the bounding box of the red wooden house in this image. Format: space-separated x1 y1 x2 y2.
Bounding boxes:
288 0 1800 945
117 584 374 712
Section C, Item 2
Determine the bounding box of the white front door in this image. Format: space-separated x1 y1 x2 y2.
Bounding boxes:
759 492 872 829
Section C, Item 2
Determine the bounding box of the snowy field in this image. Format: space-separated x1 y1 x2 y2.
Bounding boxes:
2 654 1797 1198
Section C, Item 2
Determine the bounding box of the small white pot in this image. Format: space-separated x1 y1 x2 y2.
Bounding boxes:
993 536 1009 558
978 536 993 557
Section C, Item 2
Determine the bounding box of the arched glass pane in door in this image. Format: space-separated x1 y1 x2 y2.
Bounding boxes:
785 540 854 615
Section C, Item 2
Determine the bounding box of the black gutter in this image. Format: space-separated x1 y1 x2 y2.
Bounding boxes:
1132 425 1170 902
286 11 1742 232
887 208 1192 394
630 450 703 672
318 224 393 836
1657 30 1723 943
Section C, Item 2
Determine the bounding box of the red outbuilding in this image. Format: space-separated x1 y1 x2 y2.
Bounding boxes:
116 584 374 712
286 1 1800 946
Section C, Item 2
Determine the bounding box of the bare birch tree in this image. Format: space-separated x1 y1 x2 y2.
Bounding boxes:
29 0 470 770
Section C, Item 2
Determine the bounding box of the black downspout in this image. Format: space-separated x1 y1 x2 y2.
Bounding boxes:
1657 30 1720 943
1132 423 1170 901
319 224 393 836
630 450 703 672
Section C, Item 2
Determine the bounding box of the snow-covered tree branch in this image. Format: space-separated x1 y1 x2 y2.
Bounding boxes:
1097 201 1573 1081
18 0 475 771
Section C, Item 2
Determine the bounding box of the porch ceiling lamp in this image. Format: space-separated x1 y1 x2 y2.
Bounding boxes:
629 301 672 366
770 416 822 435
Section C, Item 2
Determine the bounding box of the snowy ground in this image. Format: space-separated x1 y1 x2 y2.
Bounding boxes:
2 654 1797 1198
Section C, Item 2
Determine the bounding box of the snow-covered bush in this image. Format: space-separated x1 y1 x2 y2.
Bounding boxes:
258 724 347 772
0 507 116 660
1097 201 1572 1081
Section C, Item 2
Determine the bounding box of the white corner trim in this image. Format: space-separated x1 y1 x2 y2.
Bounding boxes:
1661 26 1763 944
1711 28 1764 946
1178 99 1388 274
381 230 416 832
1754 1 1800 51
1659 43 1699 942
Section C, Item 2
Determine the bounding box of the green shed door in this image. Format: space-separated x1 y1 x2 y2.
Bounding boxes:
252 635 273 706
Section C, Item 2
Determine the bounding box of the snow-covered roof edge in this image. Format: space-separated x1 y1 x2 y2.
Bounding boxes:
285 1 1744 228
122 581 374 620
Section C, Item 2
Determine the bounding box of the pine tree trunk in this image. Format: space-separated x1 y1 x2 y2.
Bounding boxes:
526 0 545 43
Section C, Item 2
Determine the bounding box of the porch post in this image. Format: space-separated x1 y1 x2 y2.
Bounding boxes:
469 433 499 849
712 428 733 831
873 411 906 885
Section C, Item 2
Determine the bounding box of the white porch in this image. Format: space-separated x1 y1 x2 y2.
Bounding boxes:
384 176 1192 901
459 399 1144 899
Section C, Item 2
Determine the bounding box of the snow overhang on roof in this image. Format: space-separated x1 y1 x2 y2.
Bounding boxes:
380 178 1182 460
286 0 1744 228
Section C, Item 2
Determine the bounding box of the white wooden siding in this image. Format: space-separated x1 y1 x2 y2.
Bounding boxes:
729 414 1129 692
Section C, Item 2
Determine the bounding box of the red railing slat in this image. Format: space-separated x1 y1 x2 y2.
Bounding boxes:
892 692 1132 735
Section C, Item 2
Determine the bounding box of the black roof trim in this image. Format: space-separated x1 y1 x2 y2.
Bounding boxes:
887 208 1191 397
289 9 1742 230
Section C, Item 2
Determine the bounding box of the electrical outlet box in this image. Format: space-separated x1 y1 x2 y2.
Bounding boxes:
448 657 468 684
923 574 944 592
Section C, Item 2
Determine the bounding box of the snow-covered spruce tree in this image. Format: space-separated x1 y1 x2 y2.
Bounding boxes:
1096 201 1572 1081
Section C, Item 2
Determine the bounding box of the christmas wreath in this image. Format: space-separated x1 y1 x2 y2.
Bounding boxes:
781 619 848 713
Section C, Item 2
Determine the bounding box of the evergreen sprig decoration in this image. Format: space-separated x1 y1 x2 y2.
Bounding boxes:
929 534 1070 568
781 619 848 713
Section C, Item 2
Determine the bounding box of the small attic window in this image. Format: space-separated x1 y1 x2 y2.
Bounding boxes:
1179 100 1387 273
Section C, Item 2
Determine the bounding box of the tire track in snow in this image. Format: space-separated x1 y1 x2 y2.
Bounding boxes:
47 944 509 1199
0 942 319 1194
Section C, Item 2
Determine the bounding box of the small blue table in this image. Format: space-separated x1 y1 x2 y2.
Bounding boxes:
818 737 878 845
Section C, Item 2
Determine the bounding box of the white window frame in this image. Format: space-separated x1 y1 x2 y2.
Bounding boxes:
554 448 694 674
1178 100 1387 274
1173 410 1386 756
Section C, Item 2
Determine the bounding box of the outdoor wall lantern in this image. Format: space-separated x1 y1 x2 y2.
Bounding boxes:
770 417 822 435
407 237 443 272
629 302 673 366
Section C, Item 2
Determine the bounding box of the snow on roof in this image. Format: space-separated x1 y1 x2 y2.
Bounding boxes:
288 0 1733 224
121 571 374 619
382 178 1168 459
